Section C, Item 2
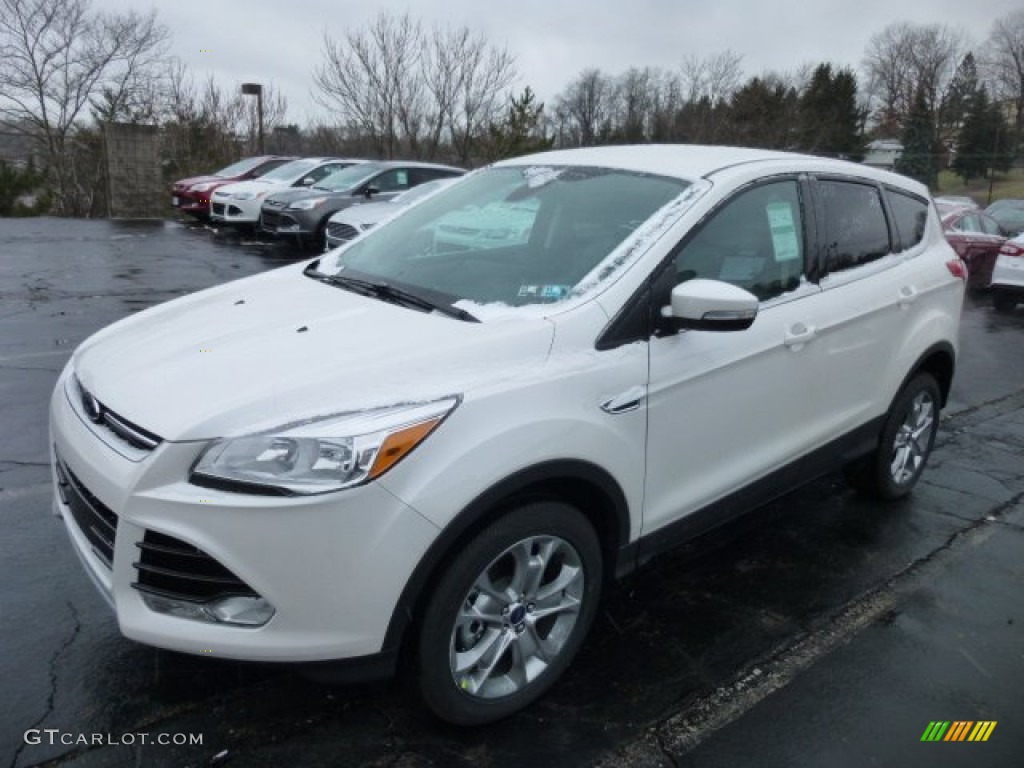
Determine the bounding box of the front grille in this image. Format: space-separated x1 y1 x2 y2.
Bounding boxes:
133 531 259 604
261 210 281 229
326 222 359 241
74 377 161 452
56 456 117 568
212 203 225 215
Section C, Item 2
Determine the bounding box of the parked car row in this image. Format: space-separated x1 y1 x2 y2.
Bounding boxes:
931 194 1024 312
172 156 465 251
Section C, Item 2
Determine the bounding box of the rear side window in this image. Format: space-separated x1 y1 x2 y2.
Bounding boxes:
887 190 929 251
820 181 890 272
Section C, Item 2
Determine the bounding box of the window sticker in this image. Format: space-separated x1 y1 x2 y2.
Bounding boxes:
766 202 801 262
396 171 408 186
518 284 571 299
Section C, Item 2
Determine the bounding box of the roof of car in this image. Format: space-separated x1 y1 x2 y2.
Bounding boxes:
495 144 924 193
364 160 464 173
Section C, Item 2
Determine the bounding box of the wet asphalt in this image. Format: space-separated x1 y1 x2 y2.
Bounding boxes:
1 218 1023 767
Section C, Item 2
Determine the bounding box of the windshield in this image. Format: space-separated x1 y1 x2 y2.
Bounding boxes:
316 165 689 308
260 159 321 182
215 156 266 178
314 163 386 191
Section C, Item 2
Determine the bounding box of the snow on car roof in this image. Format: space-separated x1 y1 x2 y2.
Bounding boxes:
495 144 927 195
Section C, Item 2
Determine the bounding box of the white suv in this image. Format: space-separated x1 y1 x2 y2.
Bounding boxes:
50 146 964 724
991 233 1024 313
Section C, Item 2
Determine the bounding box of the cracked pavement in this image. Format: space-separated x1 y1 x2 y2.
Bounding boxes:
2 218 1024 767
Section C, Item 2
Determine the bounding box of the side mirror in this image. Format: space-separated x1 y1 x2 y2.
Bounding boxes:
364 185 380 198
300 176 315 186
665 279 758 332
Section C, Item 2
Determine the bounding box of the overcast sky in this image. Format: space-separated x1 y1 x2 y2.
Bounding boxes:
94 0 1019 123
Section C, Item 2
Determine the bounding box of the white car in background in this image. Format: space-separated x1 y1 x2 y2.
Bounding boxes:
210 158 362 227
991 233 1024 313
323 177 461 250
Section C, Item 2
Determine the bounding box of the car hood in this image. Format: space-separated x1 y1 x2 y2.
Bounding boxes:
215 179 284 197
329 200 399 227
266 187 350 206
175 174 221 188
72 265 555 441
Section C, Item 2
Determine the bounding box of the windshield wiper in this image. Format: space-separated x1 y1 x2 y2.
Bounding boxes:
305 268 479 322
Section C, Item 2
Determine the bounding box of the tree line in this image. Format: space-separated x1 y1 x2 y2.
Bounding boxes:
1 0 1023 216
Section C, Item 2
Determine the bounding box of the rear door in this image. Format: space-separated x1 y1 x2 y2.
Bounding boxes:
808 178 917 434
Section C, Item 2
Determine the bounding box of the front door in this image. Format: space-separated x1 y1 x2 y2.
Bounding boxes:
642 178 829 538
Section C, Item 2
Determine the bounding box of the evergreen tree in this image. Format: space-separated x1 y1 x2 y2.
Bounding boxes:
896 88 938 187
480 87 554 162
939 53 978 144
793 64 864 159
728 77 799 149
953 86 1012 182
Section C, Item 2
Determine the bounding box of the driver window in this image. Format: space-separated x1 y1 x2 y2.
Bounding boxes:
673 180 805 301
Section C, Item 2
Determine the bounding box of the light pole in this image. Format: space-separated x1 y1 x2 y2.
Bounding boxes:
241 83 264 154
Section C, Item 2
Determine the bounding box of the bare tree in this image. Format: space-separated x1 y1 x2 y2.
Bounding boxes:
862 22 967 134
554 68 616 146
679 50 743 105
443 29 516 164
313 11 425 158
985 10 1024 131
0 0 168 212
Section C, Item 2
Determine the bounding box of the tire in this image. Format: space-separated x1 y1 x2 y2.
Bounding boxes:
416 501 602 725
993 292 1016 314
854 373 941 500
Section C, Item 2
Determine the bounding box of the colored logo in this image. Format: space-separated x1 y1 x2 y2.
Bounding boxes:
921 721 996 742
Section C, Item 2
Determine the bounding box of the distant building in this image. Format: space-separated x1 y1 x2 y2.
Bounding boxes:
0 121 40 168
863 139 903 170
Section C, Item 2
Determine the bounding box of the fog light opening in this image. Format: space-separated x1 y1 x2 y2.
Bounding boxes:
141 592 275 627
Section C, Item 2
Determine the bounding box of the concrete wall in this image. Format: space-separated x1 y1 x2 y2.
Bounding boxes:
104 123 162 218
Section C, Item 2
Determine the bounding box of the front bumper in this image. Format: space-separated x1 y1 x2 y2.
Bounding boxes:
49 367 440 662
169 189 209 217
259 205 319 237
210 196 263 226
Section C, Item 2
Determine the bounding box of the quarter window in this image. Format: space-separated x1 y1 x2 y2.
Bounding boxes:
673 180 805 302
886 190 929 251
820 181 890 272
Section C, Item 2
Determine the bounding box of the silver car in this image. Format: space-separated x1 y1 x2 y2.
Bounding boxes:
323 178 461 250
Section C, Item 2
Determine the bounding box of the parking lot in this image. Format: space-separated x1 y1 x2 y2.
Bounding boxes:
3 217 1024 767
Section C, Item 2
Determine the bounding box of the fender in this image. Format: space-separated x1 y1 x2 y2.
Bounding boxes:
380 459 631 655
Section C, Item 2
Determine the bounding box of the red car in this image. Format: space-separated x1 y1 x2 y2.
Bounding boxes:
171 156 296 219
941 207 1006 290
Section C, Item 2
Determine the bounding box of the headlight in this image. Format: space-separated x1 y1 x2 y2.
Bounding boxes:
287 197 328 211
232 191 257 200
191 182 215 192
190 398 458 495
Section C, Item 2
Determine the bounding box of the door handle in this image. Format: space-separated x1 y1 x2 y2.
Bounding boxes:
784 322 816 350
898 285 918 308
600 385 646 414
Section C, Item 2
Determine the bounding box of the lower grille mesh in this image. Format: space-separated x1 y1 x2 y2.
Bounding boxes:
56 456 118 568
133 530 258 603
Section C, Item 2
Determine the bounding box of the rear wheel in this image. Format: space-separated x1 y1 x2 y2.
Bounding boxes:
851 373 940 500
416 502 602 725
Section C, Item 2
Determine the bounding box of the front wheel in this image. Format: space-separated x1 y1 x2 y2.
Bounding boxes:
853 373 940 500
416 502 602 725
